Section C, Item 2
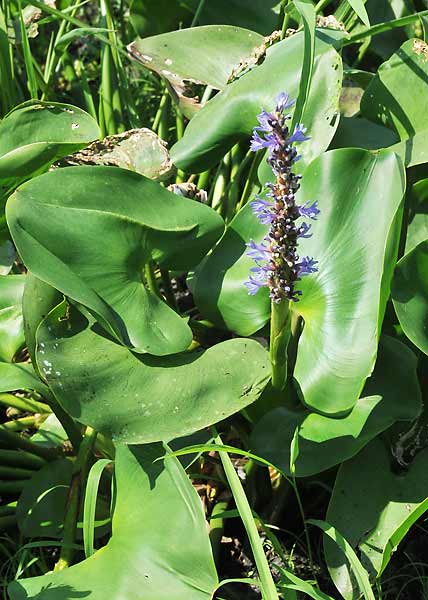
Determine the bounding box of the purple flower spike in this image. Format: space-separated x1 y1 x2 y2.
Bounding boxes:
298 201 320 220
245 92 319 302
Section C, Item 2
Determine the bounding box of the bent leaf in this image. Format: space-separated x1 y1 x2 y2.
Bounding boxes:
129 26 264 117
392 240 428 355
0 101 100 184
171 29 343 172
9 443 218 600
35 302 270 444
325 438 428 600
250 336 421 477
7 166 224 356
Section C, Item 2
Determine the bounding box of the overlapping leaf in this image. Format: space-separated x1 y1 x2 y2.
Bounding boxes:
0 101 100 184
250 336 421 477
361 39 428 167
0 274 25 362
392 240 428 355
35 301 270 444
129 26 264 117
171 29 343 172
9 443 219 600
325 438 428 600
196 148 405 414
7 166 224 356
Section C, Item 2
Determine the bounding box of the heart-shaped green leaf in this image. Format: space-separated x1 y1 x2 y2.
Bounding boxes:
195 148 404 414
36 301 270 444
250 336 421 477
325 438 428 600
361 39 428 149
392 240 428 355
170 29 343 172
7 166 224 356
0 101 100 184
9 443 218 600
0 274 25 362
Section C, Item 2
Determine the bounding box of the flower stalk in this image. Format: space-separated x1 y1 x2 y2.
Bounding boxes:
245 93 319 389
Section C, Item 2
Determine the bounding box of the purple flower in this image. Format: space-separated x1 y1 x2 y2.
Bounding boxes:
244 274 268 295
246 239 270 262
250 197 275 224
296 257 318 277
287 124 310 144
298 201 320 220
275 92 295 113
297 222 312 239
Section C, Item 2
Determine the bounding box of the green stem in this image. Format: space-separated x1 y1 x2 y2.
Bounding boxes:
0 480 26 494
281 1 291 40
152 88 168 132
269 301 292 391
160 269 178 311
314 0 335 13
236 152 263 212
216 434 279 600
190 0 206 27
1 414 48 432
0 449 45 469
209 499 229 563
144 260 162 299
291 477 316 582
54 427 97 571
345 10 428 44
0 392 51 414
0 428 59 461
0 465 33 479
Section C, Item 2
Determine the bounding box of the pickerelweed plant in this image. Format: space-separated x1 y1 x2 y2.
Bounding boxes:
245 93 319 391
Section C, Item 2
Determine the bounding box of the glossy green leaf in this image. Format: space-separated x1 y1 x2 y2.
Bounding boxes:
7 166 224 356
171 29 343 172
325 438 428 600
392 240 428 355
196 148 404 414
250 336 421 477
331 116 399 151
0 274 25 362
361 39 428 149
0 101 100 184
9 443 218 600
35 301 270 444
